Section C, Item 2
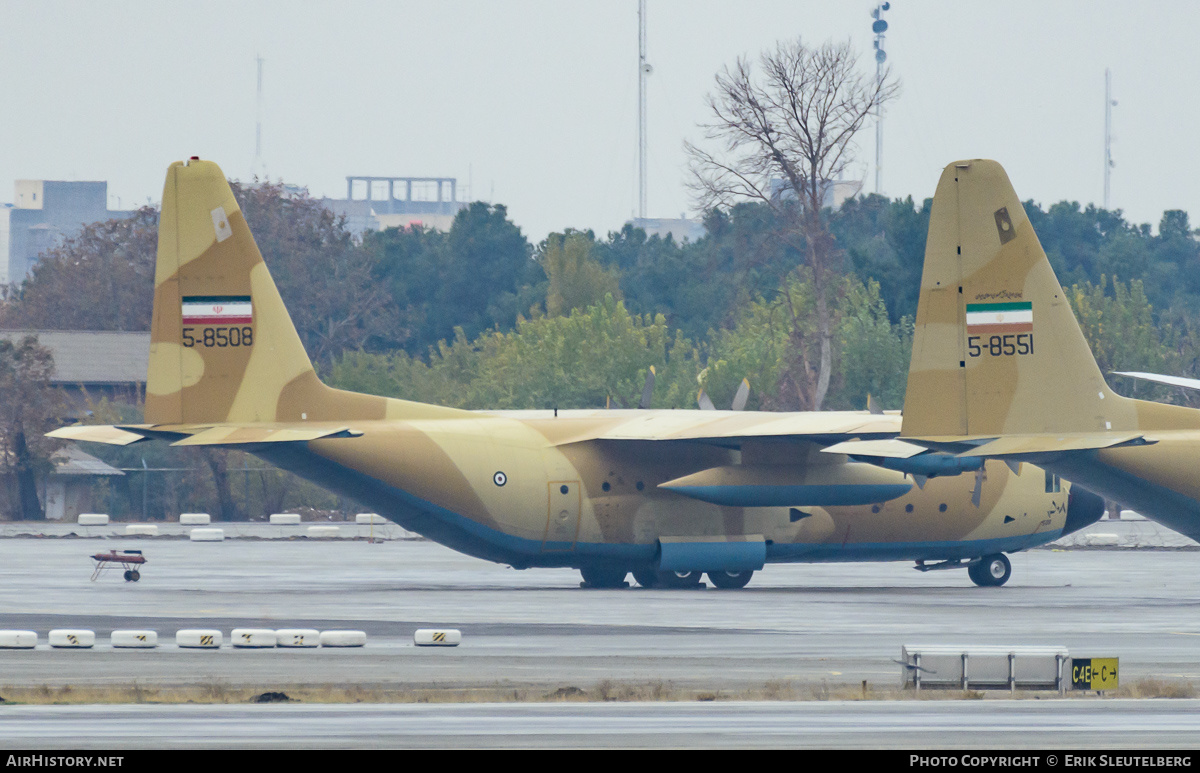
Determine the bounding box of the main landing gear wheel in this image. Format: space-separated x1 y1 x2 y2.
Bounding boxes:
656 570 704 589
632 568 659 588
123 570 133 582
707 570 754 589
968 554 1011 587
579 567 628 589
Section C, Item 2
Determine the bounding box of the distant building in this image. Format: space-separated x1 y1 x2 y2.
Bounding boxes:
0 330 144 522
627 217 706 243
769 177 864 211
0 330 149 408
322 176 467 237
0 180 134 285
42 445 124 521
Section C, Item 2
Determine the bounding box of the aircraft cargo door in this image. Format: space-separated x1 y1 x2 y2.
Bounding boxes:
543 481 581 552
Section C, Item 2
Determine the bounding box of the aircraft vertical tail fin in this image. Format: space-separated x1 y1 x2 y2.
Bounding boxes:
901 160 1129 438
146 158 314 424
145 158 460 426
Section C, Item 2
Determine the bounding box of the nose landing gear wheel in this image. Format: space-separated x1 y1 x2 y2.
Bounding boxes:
707 569 754 589
968 554 1011 587
579 567 629 588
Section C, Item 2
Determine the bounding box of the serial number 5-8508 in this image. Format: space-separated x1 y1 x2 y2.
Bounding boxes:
182 327 254 348
967 333 1033 358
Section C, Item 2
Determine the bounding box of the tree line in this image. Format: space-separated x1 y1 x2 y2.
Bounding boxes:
2 178 1198 520
3 37 1199 520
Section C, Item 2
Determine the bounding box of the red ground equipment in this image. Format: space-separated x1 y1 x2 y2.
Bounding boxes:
90 549 147 582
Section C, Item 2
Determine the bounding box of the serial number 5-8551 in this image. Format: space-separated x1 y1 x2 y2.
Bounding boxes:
182 327 254 348
967 333 1033 358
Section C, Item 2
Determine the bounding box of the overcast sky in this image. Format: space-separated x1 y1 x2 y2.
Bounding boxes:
2 0 1198 242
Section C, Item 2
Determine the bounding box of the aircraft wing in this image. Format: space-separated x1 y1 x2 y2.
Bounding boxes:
48 423 362 447
585 410 903 444
954 433 1147 457
896 432 1149 459
820 438 928 458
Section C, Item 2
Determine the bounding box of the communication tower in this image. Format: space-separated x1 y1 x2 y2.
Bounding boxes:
253 55 266 179
1104 68 1117 210
871 3 890 195
638 1 652 218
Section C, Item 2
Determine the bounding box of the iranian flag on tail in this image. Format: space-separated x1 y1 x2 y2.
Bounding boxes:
182 296 253 325
965 301 1032 334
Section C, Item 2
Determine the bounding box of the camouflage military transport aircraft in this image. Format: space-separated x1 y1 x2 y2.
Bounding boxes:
899 158 1200 543
50 158 1104 588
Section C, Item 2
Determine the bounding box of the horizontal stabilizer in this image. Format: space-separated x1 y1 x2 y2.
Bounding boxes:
1113 371 1200 391
46 425 151 446
170 425 363 447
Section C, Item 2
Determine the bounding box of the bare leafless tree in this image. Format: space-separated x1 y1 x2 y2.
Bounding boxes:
687 39 898 410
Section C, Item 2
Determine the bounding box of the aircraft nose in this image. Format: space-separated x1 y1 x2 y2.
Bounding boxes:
1063 485 1106 535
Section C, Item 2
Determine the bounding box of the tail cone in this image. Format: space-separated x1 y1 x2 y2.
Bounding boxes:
1063 486 1106 536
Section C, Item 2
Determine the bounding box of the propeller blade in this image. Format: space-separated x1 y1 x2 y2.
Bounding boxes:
867 393 883 415
1004 460 1021 475
697 390 716 411
638 365 656 410
731 378 750 411
911 474 927 490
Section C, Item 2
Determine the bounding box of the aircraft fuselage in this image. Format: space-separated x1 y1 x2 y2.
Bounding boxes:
256 411 1076 573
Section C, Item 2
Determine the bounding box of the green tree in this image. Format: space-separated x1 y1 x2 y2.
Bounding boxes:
1069 277 1171 400
825 280 912 410
233 180 402 364
832 194 930 323
326 296 703 411
592 206 802 343
0 336 66 520
687 38 898 409
703 274 909 412
0 208 158 331
539 231 622 317
366 203 541 355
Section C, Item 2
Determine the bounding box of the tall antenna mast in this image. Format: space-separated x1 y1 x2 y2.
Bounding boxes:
871 3 891 195
253 55 266 179
638 1 650 218
1104 68 1116 210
